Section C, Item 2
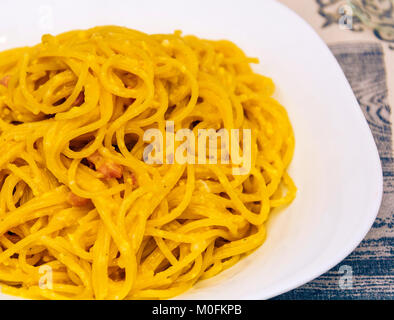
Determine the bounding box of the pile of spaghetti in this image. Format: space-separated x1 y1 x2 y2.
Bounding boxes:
0 26 295 299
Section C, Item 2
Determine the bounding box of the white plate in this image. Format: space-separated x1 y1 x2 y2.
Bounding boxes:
0 0 383 300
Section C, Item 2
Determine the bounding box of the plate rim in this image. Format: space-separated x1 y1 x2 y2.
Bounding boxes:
0 0 384 300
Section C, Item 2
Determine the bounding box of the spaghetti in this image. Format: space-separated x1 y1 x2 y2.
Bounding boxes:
0 26 296 299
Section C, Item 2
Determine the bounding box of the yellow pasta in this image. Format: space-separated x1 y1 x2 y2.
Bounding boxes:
0 26 296 300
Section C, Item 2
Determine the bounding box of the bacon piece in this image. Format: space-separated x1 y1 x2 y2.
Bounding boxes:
72 91 85 106
0 75 11 87
67 192 90 207
130 172 137 186
87 151 123 179
97 161 123 179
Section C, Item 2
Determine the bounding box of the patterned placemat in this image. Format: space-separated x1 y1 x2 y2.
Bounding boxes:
275 42 394 300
